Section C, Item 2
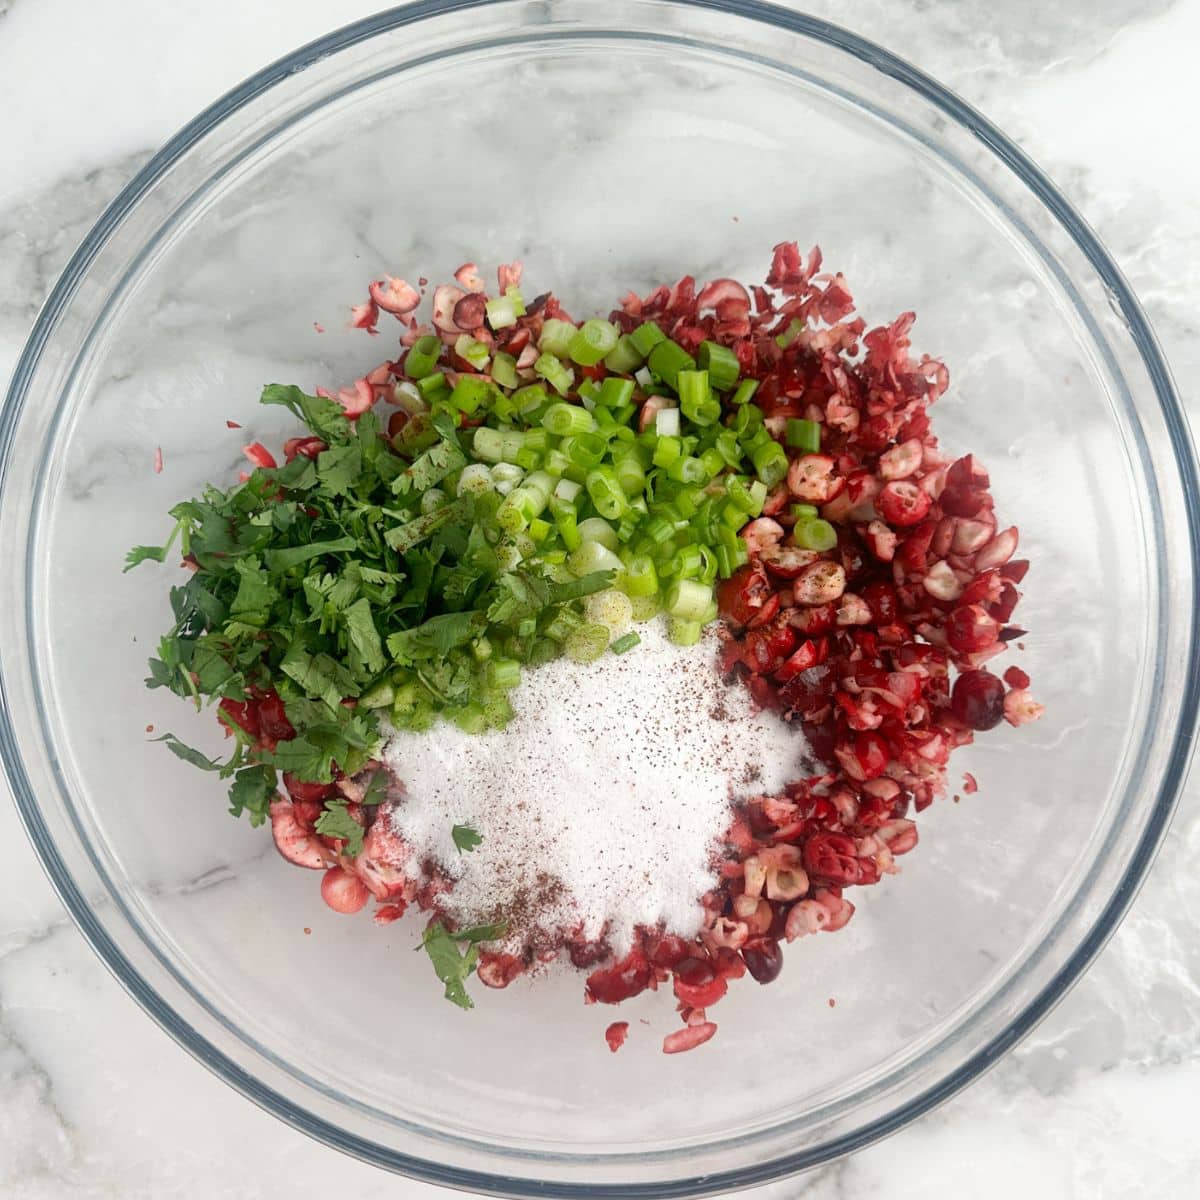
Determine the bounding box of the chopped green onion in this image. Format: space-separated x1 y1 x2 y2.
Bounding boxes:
665 578 714 621
786 418 821 453
485 286 526 330
629 593 661 622
535 353 575 397
577 516 619 549
649 407 678 439
568 319 620 366
647 340 696 392
488 659 522 690
454 334 491 372
677 369 721 426
629 320 667 357
550 497 582 551
731 378 760 407
584 588 633 636
359 681 395 709
619 552 659 598
539 318 577 358
416 371 451 400
554 477 582 502
490 461 525 496
775 318 805 348
452 703 488 735
471 427 506 463
449 375 494 415
457 463 495 496
793 517 838 552
614 455 645 497
610 631 641 655
604 334 644 374
791 502 818 520
697 341 740 391
512 383 548 415
667 618 703 646
568 539 624 577
750 440 789 487
598 376 636 408
563 432 607 470
666 455 708 485
404 334 442 380
652 435 682 468
586 465 627 520
699 447 725 479
491 351 519 390
542 402 595 436
565 622 611 663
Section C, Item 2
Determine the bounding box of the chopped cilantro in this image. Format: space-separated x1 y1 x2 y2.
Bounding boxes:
314 801 365 857
452 824 483 853
419 919 507 1010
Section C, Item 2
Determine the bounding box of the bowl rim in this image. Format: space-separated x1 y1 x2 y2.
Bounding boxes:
2 0 1198 1193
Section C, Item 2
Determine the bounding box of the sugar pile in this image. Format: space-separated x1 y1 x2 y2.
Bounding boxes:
381 622 809 955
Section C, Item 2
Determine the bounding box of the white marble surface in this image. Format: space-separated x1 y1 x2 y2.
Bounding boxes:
2 1 1199 1197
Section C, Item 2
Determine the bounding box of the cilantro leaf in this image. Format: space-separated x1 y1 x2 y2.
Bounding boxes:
268 735 337 783
280 643 361 711
361 769 389 807
227 764 277 827
486 571 551 624
259 383 351 443
343 597 385 676
451 823 483 853
230 556 278 623
125 544 170 571
420 921 481 1011
263 537 359 573
316 442 362 497
154 733 224 772
453 921 507 944
391 438 467 500
387 611 485 663
314 801 365 856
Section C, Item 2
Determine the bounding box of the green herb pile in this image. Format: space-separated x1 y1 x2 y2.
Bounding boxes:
128 296 794 833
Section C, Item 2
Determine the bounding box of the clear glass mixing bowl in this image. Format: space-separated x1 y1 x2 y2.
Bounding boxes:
2 1 1197 1194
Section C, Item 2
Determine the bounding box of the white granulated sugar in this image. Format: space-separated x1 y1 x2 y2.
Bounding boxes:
382 621 808 956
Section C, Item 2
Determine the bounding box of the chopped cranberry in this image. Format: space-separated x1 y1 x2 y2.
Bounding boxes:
717 564 774 629
585 950 652 1004
218 698 259 738
662 1022 717 1055
742 939 784 984
950 670 1006 730
1003 665 1031 690
802 833 860 885
878 480 931 526
945 604 1001 654
605 1021 630 1053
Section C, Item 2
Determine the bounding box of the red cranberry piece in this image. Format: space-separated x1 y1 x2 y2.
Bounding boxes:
585 950 652 1004
742 939 784 985
945 604 1001 654
950 670 1006 730
717 564 774 629
879 480 931 527
861 580 900 624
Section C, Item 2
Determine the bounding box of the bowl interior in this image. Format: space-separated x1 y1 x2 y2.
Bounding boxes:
4 2 1194 1193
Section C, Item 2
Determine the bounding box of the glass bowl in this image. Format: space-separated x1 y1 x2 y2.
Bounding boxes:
2 1 1197 1194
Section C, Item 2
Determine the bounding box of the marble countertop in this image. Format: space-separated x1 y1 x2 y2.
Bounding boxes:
2 1 1198 1197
